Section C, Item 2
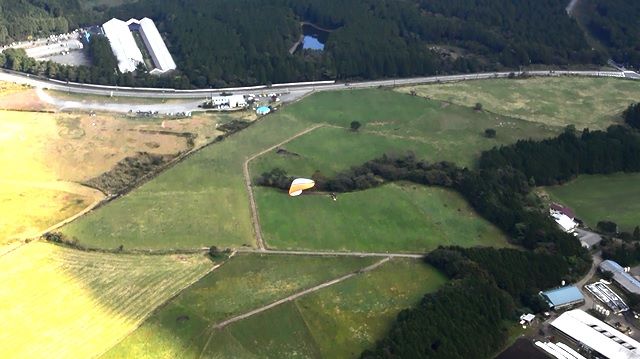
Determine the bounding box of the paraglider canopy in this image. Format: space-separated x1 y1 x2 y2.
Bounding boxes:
289 178 315 196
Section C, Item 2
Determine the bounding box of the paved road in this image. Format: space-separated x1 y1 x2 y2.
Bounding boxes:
0 69 634 103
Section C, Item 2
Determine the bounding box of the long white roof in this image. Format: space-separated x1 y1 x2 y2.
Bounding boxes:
136 18 176 72
551 309 640 359
102 18 143 73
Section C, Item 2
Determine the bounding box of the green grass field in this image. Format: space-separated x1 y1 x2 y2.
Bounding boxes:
398 77 640 129
198 258 446 358
256 183 508 252
545 173 640 232
63 88 553 250
100 253 376 358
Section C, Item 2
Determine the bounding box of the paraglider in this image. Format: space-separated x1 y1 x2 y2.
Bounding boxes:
289 178 315 196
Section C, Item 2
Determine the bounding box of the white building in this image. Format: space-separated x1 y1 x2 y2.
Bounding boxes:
102 17 176 74
102 18 144 73
127 18 176 73
209 95 247 108
551 309 640 359
551 211 578 233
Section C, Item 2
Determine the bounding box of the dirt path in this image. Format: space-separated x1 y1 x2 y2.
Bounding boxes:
198 256 390 356
238 248 423 258
243 124 326 250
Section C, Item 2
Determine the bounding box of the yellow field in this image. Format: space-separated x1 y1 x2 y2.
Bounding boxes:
0 241 215 359
0 105 225 245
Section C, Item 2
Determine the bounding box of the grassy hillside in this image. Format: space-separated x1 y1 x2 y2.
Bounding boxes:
545 173 640 232
0 241 214 359
62 88 557 251
398 77 640 129
257 183 508 252
198 259 446 358
100 253 377 358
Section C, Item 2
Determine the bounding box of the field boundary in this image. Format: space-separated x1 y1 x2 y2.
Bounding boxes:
92 255 232 359
243 124 327 250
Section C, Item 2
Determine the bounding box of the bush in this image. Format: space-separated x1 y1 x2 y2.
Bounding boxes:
484 128 496 138
597 220 618 234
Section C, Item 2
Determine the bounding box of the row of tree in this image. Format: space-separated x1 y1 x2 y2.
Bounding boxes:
1 0 612 88
479 126 640 185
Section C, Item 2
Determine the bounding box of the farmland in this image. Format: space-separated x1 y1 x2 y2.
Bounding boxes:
544 173 640 232
198 258 446 358
63 88 557 250
256 183 508 252
0 241 215 359
103 256 445 359
397 77 640 129
100 253 377 358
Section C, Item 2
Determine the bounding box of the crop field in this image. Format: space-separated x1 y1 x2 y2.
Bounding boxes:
63 89 555 250
0 181 101 242
0 241 215 359
195 259 446 358
545 173 640 232
100 253 377 358
398 77 640 129
256 183 508 252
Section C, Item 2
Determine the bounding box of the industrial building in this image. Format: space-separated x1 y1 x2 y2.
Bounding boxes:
541 286 585 310
102 17 176 74
102 18 144 73
600 260 640 296
551 309 640 359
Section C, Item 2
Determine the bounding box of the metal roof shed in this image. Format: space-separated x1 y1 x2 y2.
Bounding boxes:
551 309 640 359
600 260 640 295
102 18 143 73
541 286 585 310
136 18 176 73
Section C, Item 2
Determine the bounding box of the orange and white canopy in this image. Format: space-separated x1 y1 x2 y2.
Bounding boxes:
289 178 315 196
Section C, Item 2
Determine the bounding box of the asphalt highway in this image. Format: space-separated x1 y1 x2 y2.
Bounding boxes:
0 68 636 103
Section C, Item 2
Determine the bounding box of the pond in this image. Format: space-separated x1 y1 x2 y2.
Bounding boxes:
300 23 329 51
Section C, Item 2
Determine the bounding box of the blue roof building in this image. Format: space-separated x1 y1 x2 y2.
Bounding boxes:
541 285 585 310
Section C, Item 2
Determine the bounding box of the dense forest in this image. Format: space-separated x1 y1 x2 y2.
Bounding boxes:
0 0 613 88
361 273 515 359
579 0 640 68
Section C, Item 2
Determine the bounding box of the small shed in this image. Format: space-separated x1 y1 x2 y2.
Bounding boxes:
520 313 535 325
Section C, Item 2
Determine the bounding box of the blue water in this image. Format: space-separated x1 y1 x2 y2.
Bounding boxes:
302 35 324 50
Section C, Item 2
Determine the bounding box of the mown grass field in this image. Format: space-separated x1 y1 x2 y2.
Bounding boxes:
0 241 214 359
195 258 446 358
63 88 556 250
100 253 377 358
256 183 508 252
545 173 640 232
398 77 640 129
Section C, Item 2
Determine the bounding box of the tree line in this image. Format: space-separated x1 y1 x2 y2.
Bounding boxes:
0 0 612 88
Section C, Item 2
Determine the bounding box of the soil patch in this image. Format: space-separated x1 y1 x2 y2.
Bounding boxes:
496 338 549 359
